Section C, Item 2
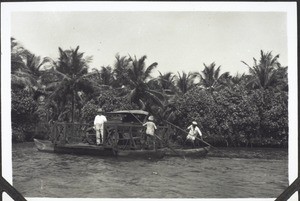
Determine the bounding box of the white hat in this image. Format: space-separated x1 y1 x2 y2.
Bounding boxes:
148 116 154 121
192 121 197 125
97 108 103 113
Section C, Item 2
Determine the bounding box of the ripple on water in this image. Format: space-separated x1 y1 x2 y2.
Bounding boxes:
12 143 288 198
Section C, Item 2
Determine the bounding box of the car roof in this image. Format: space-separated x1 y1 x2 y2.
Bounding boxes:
107 110 149 116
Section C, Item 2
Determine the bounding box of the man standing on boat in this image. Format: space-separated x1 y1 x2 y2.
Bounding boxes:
185 121 202 147
143 116 157 150
94 108 107 145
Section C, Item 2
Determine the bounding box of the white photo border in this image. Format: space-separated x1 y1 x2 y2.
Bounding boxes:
1 1 297 201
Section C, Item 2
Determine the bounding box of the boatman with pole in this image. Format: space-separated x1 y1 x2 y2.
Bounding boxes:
94 108 107 145
185 121 202 147
143 116 157 150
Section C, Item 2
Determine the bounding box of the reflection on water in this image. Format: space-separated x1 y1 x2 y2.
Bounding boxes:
12 142 288 198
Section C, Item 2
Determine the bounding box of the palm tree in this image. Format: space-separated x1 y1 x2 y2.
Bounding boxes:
231 73 246 85
11 37 30 72
242 50 288 140
241 50 284 90
11 38 36 91
156 71 177 95
198 62 230 91
99 65 115 86
11 38 50 96
113 54 130 87
43 46 94 122
126 55 165 111
175 71 197 94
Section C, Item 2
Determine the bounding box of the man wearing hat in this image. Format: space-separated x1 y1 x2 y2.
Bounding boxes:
142 116 157 149
186 121 202 147
94 108 107 145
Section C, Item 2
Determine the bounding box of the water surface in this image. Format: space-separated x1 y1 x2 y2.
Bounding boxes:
12 142 288 198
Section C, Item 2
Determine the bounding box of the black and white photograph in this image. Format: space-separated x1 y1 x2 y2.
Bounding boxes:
1 2 298 201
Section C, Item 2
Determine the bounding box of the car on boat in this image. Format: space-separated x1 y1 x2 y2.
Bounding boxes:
85 110 154 149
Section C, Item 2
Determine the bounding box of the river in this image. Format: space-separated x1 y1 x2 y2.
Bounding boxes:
12 142 288 199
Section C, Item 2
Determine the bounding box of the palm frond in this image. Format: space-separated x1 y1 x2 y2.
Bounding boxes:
11 74 34 89
147 89 165 102
241 61 252 69
144 62 158 79
54 65 72 78
144 90 164 108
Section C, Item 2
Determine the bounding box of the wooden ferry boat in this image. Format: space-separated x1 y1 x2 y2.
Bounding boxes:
33 110 210 159
34 138 210 158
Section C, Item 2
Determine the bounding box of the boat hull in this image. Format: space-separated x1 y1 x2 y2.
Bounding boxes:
54 144 115 156
34 139 210 158
34 139 115 156
116 149 165 159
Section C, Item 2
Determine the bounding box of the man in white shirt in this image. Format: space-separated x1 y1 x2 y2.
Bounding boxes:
186 121 202 147
143 116 157 149
94 108 107 145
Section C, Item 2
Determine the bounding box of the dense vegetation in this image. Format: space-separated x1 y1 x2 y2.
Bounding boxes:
11 38 288 147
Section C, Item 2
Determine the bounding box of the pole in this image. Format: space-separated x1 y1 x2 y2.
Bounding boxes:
163 120 218 150
153 134 186 160
124 109 186 159
148 109 216 149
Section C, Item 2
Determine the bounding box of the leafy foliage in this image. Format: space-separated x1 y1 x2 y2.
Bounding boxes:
10 39 289 147
81 88 137 123
11 90 37 123
173 85 287 147
11 89 38 142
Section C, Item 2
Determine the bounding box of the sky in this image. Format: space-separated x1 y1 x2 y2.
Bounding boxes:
10 9 288 77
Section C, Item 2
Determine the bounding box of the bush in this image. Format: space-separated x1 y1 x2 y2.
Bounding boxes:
11 89 38 142
259 90 288 139
174 88 215 128
11 90 37 123
172 86 288 147
12 122 37 142
12 123 25 142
